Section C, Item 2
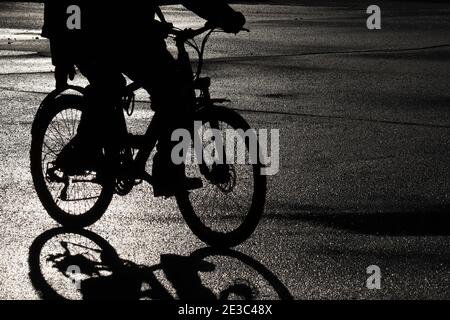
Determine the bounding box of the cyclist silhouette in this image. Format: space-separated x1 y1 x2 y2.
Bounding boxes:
42 1 246 197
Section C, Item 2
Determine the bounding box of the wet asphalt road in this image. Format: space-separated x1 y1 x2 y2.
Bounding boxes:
0 2 450 299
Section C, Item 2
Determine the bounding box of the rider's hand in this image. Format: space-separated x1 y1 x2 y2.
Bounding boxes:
55 63 76 90
153 21 173 39
220 11 246 34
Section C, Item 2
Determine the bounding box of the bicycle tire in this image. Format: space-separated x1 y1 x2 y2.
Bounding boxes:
30 94 115 227
176 105 267 248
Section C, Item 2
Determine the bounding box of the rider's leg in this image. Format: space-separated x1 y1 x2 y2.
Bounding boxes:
122 43 201 196
77 59 127 147
54 58 126 174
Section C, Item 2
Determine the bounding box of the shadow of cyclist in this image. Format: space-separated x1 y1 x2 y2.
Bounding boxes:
28 227 293 300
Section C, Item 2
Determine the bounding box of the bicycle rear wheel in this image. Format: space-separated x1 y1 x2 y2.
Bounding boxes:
176 106 267 248
30 94 115 227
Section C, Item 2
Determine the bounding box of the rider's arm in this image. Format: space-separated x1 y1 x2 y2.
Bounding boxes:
180 0 246 33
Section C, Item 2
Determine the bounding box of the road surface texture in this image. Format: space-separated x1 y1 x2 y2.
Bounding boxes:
0 1 449 299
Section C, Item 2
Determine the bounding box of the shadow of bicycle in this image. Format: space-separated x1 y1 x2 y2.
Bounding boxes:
28 227 293 300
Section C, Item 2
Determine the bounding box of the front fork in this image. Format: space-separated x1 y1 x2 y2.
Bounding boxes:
175 40 234 187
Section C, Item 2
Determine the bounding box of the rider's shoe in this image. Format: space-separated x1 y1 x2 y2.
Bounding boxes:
153 175 203 198
54 135 104 176
152 152 203 198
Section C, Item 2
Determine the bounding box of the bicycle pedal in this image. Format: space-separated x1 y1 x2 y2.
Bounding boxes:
153 178 202 198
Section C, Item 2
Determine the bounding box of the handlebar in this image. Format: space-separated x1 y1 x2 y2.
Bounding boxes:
167 24 249 80
169 24 250 40
169 25 212 39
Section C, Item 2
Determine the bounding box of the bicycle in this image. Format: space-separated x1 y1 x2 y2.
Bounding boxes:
30 24 267 248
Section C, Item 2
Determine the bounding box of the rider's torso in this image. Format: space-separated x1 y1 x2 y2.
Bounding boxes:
43 1 158 45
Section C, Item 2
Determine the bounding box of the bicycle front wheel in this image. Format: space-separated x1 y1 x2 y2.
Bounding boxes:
176 106 267 248
30 94 115 228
